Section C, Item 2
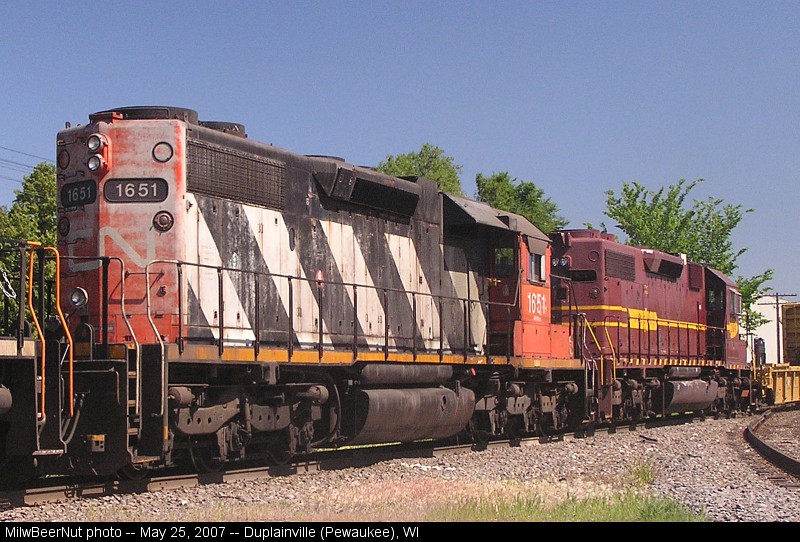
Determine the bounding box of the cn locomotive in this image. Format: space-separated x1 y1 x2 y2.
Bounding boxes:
0 105 790 484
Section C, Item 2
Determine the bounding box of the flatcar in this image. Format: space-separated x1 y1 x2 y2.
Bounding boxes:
0 105 792 485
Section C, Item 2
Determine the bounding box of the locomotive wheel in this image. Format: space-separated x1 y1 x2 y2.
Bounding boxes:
537 418 557 440
118 462 150 481
188 436 225 473
264 430 294 467
504 416 523 447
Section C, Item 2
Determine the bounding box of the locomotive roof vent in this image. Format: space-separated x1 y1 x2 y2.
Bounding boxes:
199 121 247 138
90 106 199 124
306 154 346 162
641 249 684 279
309 156 421 217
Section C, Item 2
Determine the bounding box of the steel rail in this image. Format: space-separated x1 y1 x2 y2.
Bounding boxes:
744 406 800 481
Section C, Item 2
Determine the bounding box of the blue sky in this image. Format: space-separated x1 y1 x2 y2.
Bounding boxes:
1 1 798 306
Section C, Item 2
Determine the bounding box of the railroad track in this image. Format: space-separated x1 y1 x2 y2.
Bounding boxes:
0 412 715 510
744 406 800 488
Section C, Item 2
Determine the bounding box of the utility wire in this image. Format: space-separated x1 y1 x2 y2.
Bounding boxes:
0 145 52 163
0 157 35 173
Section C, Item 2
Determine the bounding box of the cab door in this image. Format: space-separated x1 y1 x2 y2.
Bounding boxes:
487 233 520 354
517 240 562 357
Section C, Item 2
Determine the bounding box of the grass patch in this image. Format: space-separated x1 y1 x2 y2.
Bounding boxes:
630 460 655 487
432 492 706 522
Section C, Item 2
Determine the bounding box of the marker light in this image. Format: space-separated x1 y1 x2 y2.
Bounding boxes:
70 287 88 309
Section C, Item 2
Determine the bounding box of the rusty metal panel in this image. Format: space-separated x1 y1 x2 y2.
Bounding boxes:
767 365 800 405
782 303 800 365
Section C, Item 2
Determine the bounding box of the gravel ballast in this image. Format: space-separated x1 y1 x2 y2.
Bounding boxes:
2 415 798 522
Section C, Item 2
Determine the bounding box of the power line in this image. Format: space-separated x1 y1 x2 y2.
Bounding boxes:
0 157 36 172
0 145 52 163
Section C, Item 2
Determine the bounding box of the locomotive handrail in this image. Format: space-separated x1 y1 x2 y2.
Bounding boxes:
602 316 618 380
144 258 519 361
26 244 75 418
144 260 174 418
583 321 606 385
586 311 731 367
0 241 31 353
576 313 601 393
61 255 140 413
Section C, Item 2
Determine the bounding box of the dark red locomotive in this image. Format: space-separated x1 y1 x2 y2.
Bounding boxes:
550 229 749 420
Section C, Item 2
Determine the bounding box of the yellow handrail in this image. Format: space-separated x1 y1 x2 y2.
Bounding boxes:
26 242 44 418
603 324 617 382
27 243 75 418
584 321 606 385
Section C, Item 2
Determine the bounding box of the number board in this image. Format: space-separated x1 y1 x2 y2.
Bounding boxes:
104 179 169 203
60 180 97 207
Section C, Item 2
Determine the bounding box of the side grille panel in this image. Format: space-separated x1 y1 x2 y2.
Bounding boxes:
605 250 636 282
187 139 285 210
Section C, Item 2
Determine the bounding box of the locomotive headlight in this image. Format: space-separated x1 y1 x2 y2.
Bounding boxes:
552 257 560 267
70 287 88 309
153 211 174 232
87 154 105 171
560 257 569 267
86 134 106 152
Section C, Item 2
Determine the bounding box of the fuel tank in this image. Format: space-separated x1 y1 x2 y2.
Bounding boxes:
661 379 719 414
345 387 475 445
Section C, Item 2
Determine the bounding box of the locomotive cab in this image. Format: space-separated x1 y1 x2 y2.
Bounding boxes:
443 195 571 359
705 268 746 364
487 226 570 358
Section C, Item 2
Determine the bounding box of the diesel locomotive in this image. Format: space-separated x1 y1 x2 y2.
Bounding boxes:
0 105 786 484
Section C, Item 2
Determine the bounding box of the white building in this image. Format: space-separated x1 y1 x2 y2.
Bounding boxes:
750 295 797 365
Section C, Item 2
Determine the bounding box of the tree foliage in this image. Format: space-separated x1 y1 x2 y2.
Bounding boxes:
475 172 568 233
0 163 57 322
737 270 775 331
0 162 57 247
603 178 772 331
376 143 464 195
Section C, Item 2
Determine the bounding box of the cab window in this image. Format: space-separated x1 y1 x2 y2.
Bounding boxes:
493 247 515 278
528 252 545 283
729 290 742 316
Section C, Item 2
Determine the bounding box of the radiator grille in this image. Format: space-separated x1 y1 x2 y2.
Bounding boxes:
605 250 636 282
187 139 285 210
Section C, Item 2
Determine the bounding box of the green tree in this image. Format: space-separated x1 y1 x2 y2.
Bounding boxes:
603 178 772 332
737 271 775 331
0 162 57 330
376 143 463 195
475 171 568 233
0 162 57 246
